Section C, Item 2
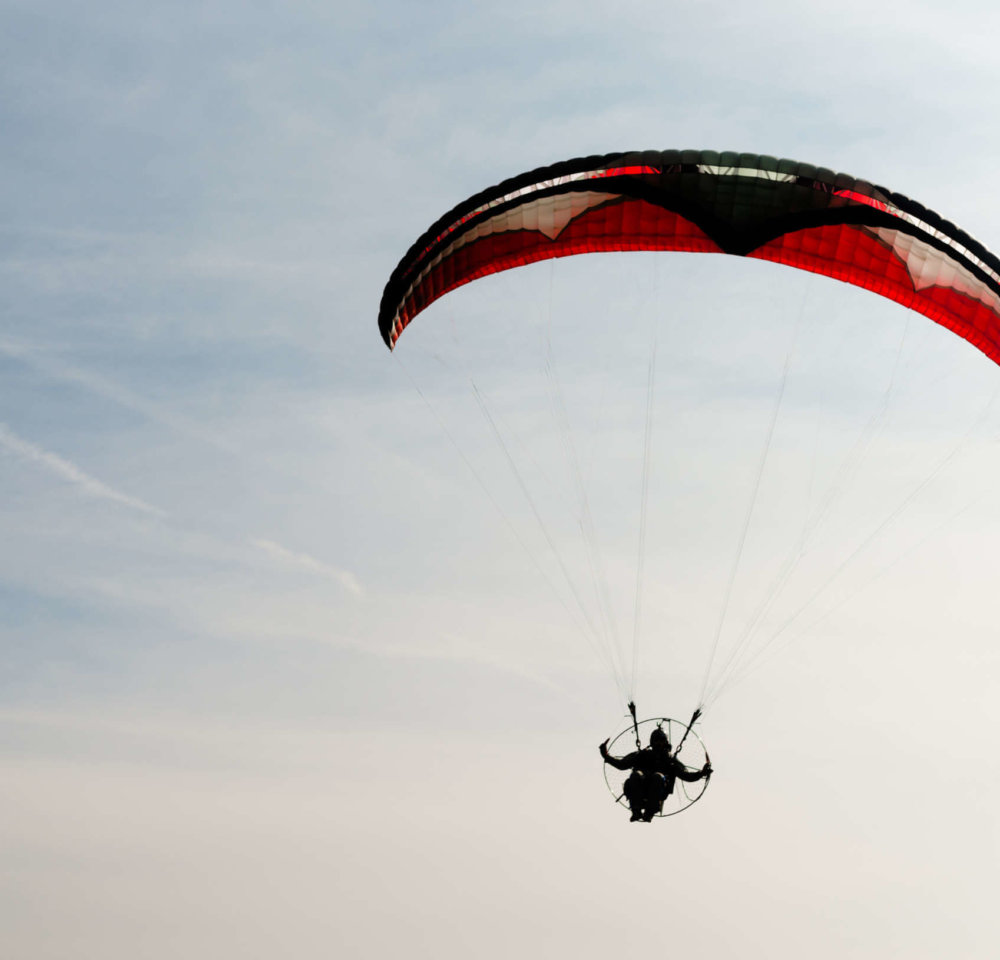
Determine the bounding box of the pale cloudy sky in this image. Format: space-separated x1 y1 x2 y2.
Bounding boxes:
4 1 1000 957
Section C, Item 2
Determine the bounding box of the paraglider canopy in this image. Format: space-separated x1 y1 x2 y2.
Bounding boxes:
379 150 1000 365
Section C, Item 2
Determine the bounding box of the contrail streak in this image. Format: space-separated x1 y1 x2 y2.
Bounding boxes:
250 537 363 595
0 422 165 517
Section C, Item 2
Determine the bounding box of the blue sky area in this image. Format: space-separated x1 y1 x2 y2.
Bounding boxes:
4 2 1000 957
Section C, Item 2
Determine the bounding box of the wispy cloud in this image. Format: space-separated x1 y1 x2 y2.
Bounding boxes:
0 422 164 517
0 339 242 455
249 537 363 595
335 630 563 689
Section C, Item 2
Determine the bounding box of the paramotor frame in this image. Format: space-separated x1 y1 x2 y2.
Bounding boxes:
603 716 711 817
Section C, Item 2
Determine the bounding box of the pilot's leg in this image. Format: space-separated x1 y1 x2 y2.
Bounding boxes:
641 773 667 821
623 770 645 822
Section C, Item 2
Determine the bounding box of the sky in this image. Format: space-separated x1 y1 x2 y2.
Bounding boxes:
4 1 1000 957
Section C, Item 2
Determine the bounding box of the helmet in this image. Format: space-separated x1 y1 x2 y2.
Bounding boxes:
649 727 671 750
